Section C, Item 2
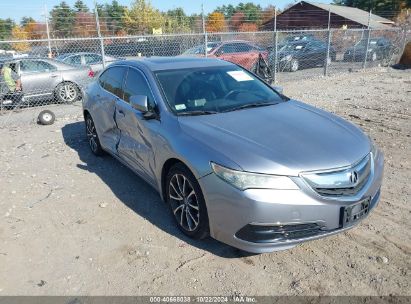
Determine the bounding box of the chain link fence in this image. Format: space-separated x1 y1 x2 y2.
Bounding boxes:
0 27 407 113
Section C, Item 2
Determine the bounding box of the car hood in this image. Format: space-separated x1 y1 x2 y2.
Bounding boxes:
178 100 370 176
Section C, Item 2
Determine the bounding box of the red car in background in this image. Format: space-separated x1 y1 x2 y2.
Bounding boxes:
182 40 269 72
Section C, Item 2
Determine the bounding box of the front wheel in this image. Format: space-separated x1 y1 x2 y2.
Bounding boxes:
55 82 80 104
166 163 209 239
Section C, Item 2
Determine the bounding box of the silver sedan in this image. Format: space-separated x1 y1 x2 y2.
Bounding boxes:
82 57 384 253
1 57 93 106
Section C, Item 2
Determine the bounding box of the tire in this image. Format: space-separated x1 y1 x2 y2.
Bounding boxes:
289 59 299 72
55 82 80 104
166 163 209 239
37 110 55 125
85 114 104 156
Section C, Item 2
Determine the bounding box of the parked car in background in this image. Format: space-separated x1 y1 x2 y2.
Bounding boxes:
0 57 93 107
182 40 269 76
208 40 269 72
181 42 221 56
272 40 336 72
83 57 383 253
343 37 394 64
56 52 121 73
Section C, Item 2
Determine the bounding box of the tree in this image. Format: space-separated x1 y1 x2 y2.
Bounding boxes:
216 4 236 19
122 0 164 34
206 11 225 32
50 1 75 37
236 2 262 24
230 12 245 30
20 17 35 27
73 12 96 37
238 22 258 32
333 0 410 17
74 0 89 12
102 0 126 35
0 18 15 40
11 26 30 51
164 8 191 33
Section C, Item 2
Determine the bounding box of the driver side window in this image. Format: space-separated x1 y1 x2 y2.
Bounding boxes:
123 68 155 109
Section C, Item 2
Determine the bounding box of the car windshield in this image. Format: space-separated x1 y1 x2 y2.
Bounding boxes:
183 43 220 55
155 66 285 115
279 43 306 52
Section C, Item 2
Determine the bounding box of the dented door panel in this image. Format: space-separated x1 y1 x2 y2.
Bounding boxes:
115 99 157 184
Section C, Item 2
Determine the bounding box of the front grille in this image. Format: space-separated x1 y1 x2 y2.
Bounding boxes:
302 154 372 197
235 223 323 243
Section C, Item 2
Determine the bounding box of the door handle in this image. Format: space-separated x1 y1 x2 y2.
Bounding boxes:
50 74 58 78
118 109 125 116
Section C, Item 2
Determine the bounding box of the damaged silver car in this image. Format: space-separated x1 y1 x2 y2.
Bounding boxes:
82 57 384 253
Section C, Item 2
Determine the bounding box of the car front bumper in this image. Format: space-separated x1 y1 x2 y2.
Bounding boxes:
198 152 384 253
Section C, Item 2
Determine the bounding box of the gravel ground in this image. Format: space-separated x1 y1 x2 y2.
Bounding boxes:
0 67 410 296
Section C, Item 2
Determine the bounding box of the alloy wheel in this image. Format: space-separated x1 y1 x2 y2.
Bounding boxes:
168 173 200 232
86 117 98 153
59 83 77 103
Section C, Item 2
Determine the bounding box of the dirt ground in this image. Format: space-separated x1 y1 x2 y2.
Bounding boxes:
0 67 410 296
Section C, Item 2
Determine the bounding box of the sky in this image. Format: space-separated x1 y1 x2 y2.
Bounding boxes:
0 0 332 23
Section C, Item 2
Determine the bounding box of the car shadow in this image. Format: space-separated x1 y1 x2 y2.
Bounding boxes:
62 121 254 258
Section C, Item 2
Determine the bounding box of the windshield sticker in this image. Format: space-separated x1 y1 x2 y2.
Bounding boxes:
227 71 254 82
175 104 186 111
194 99 206 107
295 45 303 50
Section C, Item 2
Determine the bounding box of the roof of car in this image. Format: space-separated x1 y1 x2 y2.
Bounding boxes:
119 57 234 71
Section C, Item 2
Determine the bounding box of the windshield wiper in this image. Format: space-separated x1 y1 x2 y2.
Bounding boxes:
177 110 218 116
223 102 278 113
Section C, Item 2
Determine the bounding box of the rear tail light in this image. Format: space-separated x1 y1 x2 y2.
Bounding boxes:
88 69 95 78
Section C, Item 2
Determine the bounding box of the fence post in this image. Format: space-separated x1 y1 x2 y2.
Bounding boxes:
44 5 52 57
324 8 331 76
94 0 106 68
272 8 278 84
362 10 372 69
202 3 208 58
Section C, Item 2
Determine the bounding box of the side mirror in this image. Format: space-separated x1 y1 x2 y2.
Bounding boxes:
130 95 149 113
272 85 283 94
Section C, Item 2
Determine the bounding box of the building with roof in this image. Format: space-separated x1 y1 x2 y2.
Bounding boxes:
261 1 395 30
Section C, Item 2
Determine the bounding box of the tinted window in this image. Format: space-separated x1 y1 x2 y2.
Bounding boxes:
156 66 284 114
123 68 155 108
236 43 253 52
20 60 56 73
220 43 238 54
64 55 82 66
84 54 101 64
99 66 126 98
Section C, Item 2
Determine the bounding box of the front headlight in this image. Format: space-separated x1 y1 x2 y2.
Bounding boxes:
211 162 299 190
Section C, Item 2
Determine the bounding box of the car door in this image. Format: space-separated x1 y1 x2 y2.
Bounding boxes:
115 67 158 184
19 59 61 97
301 43 323 67
93 65 127 154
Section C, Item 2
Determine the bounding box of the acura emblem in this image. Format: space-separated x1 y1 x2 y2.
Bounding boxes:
349 171 359 184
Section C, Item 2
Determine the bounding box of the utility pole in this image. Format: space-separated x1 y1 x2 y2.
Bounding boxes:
324 8 332 76
272 7 278 84
202 3 208 58
94 0 106 68
44 5 52 57
362 10 372 69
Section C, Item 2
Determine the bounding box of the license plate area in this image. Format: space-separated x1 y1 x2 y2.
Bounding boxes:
342 198 370 227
